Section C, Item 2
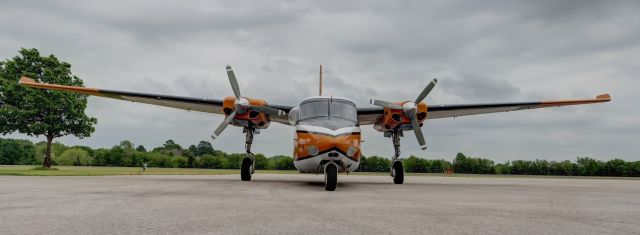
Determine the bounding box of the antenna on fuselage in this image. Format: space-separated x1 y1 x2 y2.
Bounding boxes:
319 64 323 96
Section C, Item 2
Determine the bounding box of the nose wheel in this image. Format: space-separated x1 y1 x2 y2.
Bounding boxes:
390 131 404 184
324 162 338 191
241 128 256 181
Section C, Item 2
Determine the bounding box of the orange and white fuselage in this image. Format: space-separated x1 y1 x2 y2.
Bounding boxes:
293 125 361 173
290 96 362 173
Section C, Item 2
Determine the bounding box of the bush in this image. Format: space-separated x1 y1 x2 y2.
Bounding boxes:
56 148 93 166
453 153 494 174
359 156 390 172
270 155 295 170
495 163 511 174
254 154 268 170
403 156 452 173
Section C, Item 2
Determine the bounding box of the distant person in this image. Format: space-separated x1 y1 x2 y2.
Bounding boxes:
142 162 147 173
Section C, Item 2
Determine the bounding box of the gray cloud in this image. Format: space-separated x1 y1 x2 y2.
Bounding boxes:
440 73 521 100
2 0 638 161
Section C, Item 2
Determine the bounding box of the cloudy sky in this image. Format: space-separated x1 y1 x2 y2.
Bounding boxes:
2 0 638 162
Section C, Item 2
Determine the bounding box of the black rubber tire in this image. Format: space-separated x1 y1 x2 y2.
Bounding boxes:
241 158 252 181
324 163 338 191
393 161 404 184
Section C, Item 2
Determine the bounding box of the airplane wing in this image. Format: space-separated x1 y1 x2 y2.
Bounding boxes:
357 94 611 125
18 77 293 125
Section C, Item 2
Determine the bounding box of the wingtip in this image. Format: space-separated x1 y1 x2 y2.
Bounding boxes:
19 76 36 84
596 93 611 101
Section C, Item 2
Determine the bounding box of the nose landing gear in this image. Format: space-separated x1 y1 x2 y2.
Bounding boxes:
390 131 404 184
324 162 338 191
241 128 256 181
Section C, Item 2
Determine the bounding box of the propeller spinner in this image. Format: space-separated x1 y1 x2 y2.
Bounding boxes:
370 78 438 150
211 65 285 140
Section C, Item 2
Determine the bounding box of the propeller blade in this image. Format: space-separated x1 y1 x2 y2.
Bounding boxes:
249 105 286 116
226 65 242 99
410 117 427 150
370 99 403 109
414 78 438 103
211 110 237 140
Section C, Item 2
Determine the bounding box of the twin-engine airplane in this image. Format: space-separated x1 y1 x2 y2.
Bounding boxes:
19 65 611 190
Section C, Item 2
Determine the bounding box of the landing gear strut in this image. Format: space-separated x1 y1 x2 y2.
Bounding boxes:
390 131 404 184
241 127 256 181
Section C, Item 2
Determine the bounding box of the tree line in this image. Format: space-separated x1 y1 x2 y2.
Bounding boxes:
1 138 638 176
0 138 296 170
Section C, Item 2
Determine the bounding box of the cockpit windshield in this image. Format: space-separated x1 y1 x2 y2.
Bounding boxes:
299 98 357 129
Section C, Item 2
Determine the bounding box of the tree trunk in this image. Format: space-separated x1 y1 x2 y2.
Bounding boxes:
43 135 53 168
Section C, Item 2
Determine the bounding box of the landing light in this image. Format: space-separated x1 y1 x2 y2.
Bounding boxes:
347 146 358 158
308 145 319 156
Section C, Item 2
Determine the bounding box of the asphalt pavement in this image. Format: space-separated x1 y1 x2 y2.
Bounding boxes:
1 174 639 234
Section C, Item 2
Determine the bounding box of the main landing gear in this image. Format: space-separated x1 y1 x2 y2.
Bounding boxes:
324 162 338 191
241 128 256 181
390 131 404 184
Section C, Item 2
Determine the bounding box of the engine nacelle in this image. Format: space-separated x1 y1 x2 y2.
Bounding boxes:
223 96 271 129
373 101 428 132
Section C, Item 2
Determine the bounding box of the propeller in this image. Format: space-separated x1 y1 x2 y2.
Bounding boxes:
211 65 285 140
369 78 438 150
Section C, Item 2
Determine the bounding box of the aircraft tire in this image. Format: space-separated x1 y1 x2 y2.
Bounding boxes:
393 161 404 184
241 157 252 181
324 163 337 191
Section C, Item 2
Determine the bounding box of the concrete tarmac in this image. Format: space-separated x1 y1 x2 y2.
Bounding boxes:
1 174 639 234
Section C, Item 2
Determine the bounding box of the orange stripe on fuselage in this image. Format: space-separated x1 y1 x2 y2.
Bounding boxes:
294 132 361 161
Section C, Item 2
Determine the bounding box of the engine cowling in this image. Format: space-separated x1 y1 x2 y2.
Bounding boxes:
373 101 428 132
222 96 271 129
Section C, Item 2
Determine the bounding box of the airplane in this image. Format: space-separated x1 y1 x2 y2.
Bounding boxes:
18 65 611 191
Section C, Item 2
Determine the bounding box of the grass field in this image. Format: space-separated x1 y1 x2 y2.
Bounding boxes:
1 165 638 179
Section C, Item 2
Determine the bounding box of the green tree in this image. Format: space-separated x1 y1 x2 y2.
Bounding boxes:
495 162 511 174
453 153 468 173
0 138 35 165
272 155 295 170
254 154 268 170
136 145 147 152
195 141 215 156
56 148 92 166
0 48 97 168
71 145 95 157
576 157 603 176
153 139 184 156
628 161 640 177
188 145 197 156
430 159 451 173
118 140 134 150
603 159 627 176
359 156 390 172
